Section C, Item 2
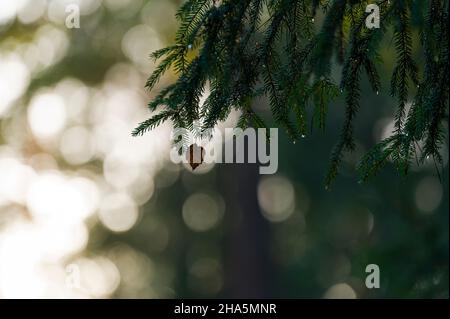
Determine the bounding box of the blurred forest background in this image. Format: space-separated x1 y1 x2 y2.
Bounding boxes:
0 0 448 299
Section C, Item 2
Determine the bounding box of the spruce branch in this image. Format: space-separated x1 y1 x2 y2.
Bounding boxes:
134 0 449 187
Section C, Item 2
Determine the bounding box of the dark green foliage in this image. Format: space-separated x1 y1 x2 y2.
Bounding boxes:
133 0 449 187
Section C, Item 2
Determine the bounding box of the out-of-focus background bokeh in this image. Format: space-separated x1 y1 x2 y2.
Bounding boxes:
0 0 448 299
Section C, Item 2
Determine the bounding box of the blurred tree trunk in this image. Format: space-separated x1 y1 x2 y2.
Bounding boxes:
220 162 273 298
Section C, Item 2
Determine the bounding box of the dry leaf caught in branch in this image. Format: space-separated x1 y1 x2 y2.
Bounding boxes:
186 144 205 170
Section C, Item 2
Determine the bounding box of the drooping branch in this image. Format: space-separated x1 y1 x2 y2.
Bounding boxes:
133 0 449 186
